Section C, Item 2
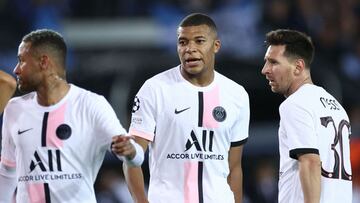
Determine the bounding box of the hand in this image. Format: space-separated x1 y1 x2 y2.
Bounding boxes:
111 135 136 160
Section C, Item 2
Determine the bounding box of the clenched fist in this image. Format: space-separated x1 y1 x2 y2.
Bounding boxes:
111 135 136 160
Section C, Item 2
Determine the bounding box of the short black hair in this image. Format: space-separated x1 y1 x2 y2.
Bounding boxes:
265 29 314 68
179 13 217 36
22 29 67 68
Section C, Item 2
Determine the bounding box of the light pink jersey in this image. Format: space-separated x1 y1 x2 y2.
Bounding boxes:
129 66 250 203
1 84 126 203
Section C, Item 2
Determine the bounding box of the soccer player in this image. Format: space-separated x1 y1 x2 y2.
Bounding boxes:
261 29 352 203
120 13 250 203
0 29 144 203
0 70 16 113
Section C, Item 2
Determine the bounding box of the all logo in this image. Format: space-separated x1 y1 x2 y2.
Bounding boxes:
167 129 224 161
30 149 62 172
185 130 214 152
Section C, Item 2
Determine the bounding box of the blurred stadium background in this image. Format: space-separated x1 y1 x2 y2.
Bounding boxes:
0 0 359 202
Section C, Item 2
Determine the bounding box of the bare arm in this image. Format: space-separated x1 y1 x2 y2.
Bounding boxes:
123 136 149 203
298 153 321 203
228 145 245 203
0 71 16 113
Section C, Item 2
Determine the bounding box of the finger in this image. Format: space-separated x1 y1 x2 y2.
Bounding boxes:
112 138 131 148
112 142 135 156
112 136 130 146
112 141 131 153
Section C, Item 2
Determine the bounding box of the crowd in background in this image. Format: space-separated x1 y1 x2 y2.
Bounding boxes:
0 0 359 202
1 0 359 107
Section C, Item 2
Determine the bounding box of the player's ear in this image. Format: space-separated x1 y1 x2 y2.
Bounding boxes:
39 54 50 70
214 39 221 53
294 59 305 75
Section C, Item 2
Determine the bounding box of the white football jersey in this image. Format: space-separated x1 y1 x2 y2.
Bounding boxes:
1 84 126 203
129 66 250 203
278 84 352 203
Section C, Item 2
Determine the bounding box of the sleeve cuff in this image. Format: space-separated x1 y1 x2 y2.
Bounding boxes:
231 138 248 147
289 148 319 160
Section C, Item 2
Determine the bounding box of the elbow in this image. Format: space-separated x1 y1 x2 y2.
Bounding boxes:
8 79 17 93
0 73 17 93
7 77 17 92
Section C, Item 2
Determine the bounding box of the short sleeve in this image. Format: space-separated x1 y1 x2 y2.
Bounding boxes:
280 101 319 159
129 80 157 141
89 95 127 147
230 87 250 147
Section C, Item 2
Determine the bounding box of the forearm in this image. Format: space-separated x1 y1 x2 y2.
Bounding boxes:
298 154 321 203
228 145 244 203
228 164 243 203
123 163 148 203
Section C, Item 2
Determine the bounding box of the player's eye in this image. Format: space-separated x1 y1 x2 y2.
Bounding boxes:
196 39 205 44
178 40 187 46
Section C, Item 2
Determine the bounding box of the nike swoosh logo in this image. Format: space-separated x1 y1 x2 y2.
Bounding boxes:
175 107 190 114
18 128 33 135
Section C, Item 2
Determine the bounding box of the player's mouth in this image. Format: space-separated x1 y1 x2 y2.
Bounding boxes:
185 58 201 67
17 77 22 84
267 78 275 86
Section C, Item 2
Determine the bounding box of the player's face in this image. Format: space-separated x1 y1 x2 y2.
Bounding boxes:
13 41 42 93
262 45 297 97
177 25 220 80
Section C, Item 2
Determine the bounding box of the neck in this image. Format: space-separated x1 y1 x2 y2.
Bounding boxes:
285 75 313 98
180 66 214 87
36 74 70 106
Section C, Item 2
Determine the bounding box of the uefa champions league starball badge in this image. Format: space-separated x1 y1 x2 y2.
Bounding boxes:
132 96 140 113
